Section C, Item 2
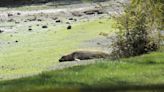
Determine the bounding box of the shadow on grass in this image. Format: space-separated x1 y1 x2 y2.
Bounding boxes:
0 0 78 7
1 75 164 92
27 84 164 92
0 0 107 7
81 84 164 92
86 77 164 92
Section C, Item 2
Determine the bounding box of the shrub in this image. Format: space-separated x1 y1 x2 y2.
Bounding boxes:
110 0 163 59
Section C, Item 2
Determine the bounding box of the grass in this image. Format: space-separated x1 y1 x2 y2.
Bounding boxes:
0 18 113 80
0 47 163 92
0 19 163 92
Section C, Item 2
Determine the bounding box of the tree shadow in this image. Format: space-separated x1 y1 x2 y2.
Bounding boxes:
0 0 107 8
81 77 164 92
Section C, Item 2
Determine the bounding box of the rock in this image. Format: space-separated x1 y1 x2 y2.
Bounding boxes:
7 42 10 44
84 10 96 15
15 21 20 24
66 22 70 24
68 18 74 20
56 20 61 23
74 19 77 22
97 42 101 45
71 11 83 17
0 30 4 33
15 40 18 43
28 17 37 21
67 25 72 30
8 19 15 22
17 12 21 15
8 13 13 17
42 25 48 28
83 9 103 15
97 11 103 14
28 28 32 31
37 19 42 21
52 17 58 20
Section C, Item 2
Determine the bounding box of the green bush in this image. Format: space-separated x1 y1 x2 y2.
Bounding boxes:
111 0 163 59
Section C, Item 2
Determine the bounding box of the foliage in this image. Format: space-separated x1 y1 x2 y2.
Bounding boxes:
111 0 163 59
159 0 164 28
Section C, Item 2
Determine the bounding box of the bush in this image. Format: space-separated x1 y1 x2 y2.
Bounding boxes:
110 0 163 59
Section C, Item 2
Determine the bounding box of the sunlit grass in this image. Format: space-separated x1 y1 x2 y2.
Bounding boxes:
0 19 113 80
0 47 163 92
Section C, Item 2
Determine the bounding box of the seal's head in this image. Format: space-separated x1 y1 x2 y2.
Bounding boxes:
59 56 66 62
59 55 73 62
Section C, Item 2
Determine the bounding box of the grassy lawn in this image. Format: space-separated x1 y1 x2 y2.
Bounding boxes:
0 47 163 92
0 18 113 80
0 1 163 92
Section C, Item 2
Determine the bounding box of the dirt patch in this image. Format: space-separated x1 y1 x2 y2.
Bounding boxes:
79 36 113 53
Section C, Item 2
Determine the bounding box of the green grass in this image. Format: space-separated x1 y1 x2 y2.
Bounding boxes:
0 19 113 80
0 47 163 92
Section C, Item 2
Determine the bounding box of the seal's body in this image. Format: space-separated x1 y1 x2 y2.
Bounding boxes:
59 51 110 62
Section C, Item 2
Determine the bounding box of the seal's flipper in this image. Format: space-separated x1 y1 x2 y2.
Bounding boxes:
75 58 80 61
